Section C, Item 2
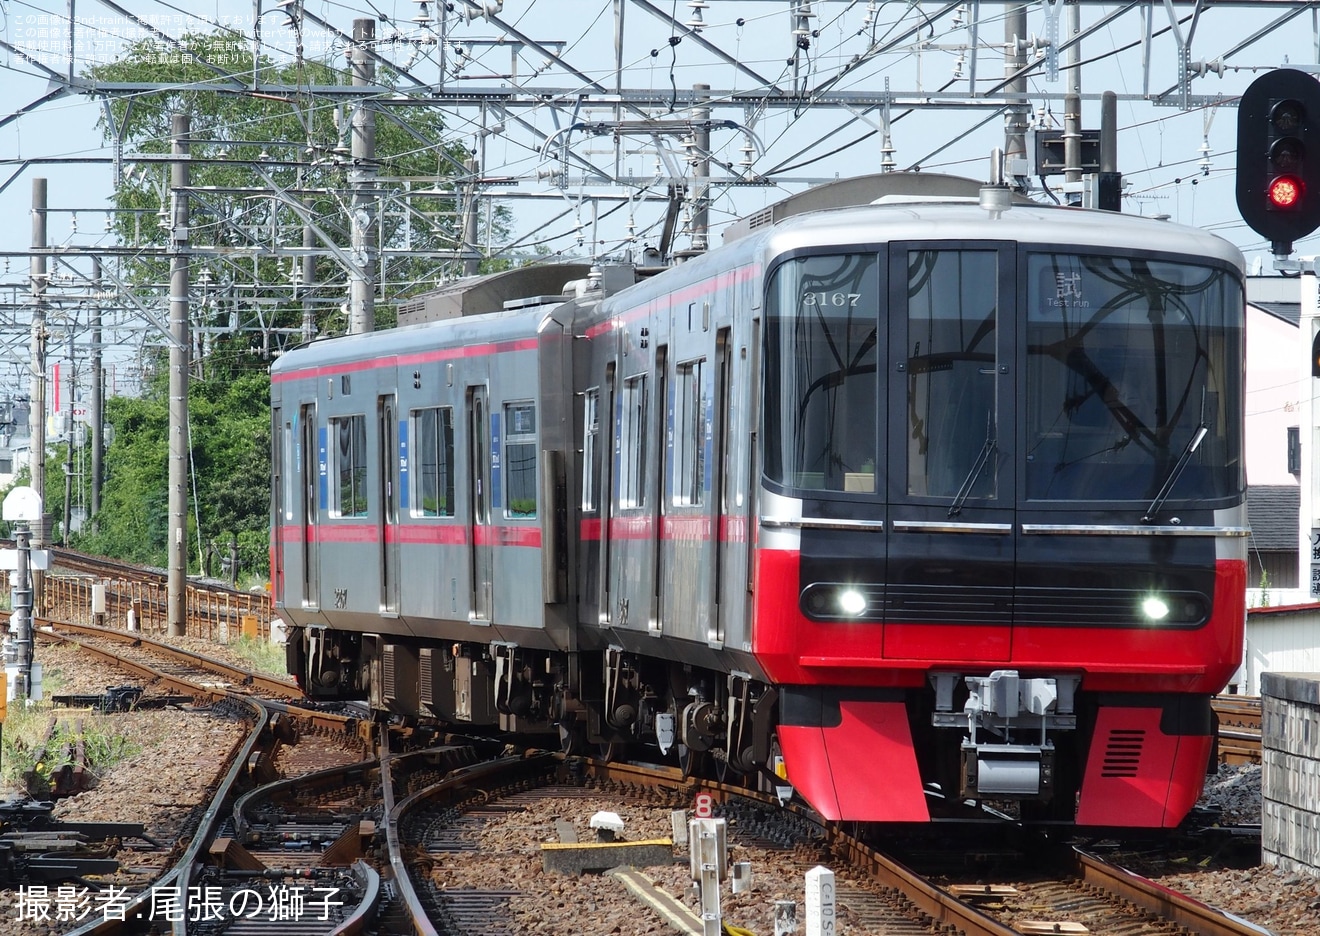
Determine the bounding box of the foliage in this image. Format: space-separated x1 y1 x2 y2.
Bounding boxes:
34 33 519 575
85 29 495 362
65 364 271 576
0 704 141 793
227 635 286 676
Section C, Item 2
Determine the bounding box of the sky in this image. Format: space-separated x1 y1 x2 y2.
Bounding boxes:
0 0 1316 397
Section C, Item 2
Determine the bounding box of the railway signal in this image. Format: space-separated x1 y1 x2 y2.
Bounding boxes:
1237 68 1320 255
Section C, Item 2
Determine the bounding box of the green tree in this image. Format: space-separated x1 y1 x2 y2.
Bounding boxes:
66 29 509 576
87 29 483 362
67 361 271 578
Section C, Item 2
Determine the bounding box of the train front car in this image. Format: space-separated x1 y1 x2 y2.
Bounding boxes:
754 199 1246 827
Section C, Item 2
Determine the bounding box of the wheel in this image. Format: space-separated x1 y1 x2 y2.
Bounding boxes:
558 716 587 756
597 740 628 762
713 753 732 784
677 743 707 779
757 734 786 796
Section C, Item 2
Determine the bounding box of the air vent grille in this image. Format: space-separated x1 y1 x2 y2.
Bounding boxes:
382 644 397 701
1100 728 1145 777
419 649 434 706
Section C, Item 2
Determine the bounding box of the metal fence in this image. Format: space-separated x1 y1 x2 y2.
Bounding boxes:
5 571 274 642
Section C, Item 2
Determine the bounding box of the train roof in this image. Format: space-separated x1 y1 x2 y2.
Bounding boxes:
272 188 1245 379
270 299 560 378
756 198 1246 273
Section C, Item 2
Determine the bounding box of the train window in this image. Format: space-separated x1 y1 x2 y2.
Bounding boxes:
905 250 999 500
282 418 294 521
763 254 879 493
675 359 707 506
582 389 600 511
505 402 537 518
331 415 369 517
1024 253 1242 503
412 407 455 517
620 374 649 508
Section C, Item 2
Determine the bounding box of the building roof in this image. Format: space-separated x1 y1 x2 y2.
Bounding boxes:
1245 276 1301 326
1248 601 1320 617
1247 484 1300 550
1253 301 1300 326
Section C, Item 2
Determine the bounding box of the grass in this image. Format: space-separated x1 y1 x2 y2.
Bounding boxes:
0 700 141 794
228 635 287 676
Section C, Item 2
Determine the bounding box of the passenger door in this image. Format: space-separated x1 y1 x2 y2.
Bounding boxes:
378 394 400 614
300 403 319 608
884 243 1016 661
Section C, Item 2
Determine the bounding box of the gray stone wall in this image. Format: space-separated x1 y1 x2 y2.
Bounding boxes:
1261 672 1320 873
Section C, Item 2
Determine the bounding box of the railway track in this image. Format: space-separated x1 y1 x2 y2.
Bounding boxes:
363 749 1276 936
32 621 362 744
11 627 371 935
1214 695 1263 764
37 618 301 699
29 619 1273 935
9 547 1276 933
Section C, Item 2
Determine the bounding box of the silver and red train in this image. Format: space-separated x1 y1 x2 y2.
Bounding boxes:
271 173 1247 827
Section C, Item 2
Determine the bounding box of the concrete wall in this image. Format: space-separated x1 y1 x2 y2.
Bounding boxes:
1261 671 1320 874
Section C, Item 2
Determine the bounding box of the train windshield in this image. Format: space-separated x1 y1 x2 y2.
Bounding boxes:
1024 253 1242 504
762 249 1243 507
763 254 881 493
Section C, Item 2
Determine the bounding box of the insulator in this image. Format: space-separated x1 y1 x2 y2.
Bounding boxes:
792 1 816 38
881 133 896 173
687 0 709 32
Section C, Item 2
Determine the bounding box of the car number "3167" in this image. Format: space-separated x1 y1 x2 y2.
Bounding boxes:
802 291 861 307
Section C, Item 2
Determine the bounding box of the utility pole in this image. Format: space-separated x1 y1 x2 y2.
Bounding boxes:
690 83 711 256
348 18 377 334
1003 4 1030 180
1064 3 1082 188
301 217 317 344
29 179 47 541
61 329 73 544
91 256 103 526
462 155 481 277
168 114 190 637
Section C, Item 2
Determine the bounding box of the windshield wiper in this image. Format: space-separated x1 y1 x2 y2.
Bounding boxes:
1141 423 1208 523
948 427 997 519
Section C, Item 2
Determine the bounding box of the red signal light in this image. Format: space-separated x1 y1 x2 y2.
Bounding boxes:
1268 174 1304 209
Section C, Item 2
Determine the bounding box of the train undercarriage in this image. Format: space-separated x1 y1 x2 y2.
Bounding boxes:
285 625 779 779
285 624 1217 825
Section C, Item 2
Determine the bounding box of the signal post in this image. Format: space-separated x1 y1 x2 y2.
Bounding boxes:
1237 69 1320 599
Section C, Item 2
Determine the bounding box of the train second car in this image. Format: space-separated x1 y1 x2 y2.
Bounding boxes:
271 173 1247 828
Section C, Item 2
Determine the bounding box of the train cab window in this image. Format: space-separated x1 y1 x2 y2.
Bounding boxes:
764 254 879 493
582 389 600 511
1024 253 1242 503
620 374 649 508
412 406 455 517
504 402 537 518
675 359 707 506
905 250 999 499
331 414 369 517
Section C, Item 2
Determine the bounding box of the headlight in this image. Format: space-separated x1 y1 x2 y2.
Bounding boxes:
838 589 867 616
1141 596 1170 621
